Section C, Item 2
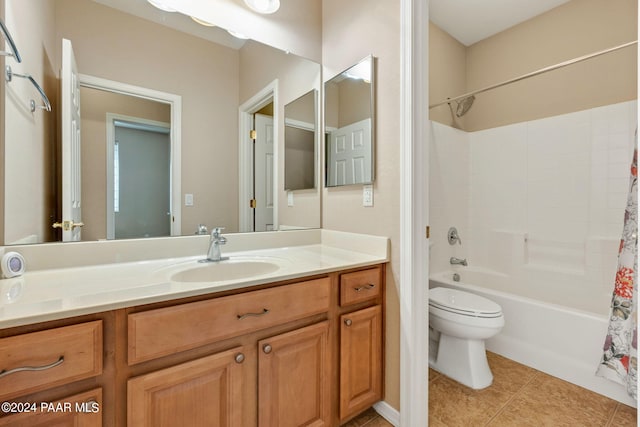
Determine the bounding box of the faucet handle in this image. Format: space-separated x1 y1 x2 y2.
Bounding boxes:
448 227 462 245
211 226 225 237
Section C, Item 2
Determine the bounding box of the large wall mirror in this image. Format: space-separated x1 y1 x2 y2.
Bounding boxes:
324 55 375 187
284 89 317 191
1 0 321 245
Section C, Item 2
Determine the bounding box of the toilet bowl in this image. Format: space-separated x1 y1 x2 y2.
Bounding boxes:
429 287 505 389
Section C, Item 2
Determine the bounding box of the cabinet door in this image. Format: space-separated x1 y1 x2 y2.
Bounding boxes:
128 347 246 427
258 321 330 427
340 305 382 421
0 388 102 427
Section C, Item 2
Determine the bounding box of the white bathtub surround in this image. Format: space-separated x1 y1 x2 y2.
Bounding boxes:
0 229 389 328
429 100 638 406
428 122 470 274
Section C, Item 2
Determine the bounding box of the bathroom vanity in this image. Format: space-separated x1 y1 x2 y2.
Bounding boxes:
0 230 387 426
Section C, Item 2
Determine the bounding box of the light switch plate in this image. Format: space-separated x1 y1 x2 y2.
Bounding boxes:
363 185 373 207
287 192 294 207
185 193 194 206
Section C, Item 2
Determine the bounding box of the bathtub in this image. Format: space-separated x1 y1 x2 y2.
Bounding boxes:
429 269 637 407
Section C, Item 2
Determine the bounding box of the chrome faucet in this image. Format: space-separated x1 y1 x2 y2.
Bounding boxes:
450 257 468 266
201 227 228 262
448 227 462 245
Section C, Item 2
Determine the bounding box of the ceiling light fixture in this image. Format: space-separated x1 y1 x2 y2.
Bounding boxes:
243 0 280 14
147 0 177 12
191 16 216 27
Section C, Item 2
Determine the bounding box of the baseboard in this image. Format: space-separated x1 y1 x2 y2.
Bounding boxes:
373 401 400 427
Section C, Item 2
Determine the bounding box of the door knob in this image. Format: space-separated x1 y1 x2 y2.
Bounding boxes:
52 220 84 231
235 353 245 364
262 344 272 354
344 319 352 326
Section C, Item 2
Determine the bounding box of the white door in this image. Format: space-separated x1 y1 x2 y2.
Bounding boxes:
61 38 82 241
327 118 372 186
254 114 274 231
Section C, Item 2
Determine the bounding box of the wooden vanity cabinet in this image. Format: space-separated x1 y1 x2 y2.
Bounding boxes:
258 321 330 426
128 347 246 427
0 263 385 427
0 388 103 427
339 305 382 421
336 266 384 423
0 317 108 426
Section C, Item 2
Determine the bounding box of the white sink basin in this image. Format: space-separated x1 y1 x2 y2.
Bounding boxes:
170 259 280 283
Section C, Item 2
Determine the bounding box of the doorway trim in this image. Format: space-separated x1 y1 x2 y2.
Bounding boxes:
79 74 182 236
238 79 279 232
399 0 430 425
105 113 171 240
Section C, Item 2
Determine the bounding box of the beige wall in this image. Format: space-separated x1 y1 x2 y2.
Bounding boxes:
3 0 57 244
430 0 637 131
428 23 467 129
80 88 171 240
239 40 322 230
322 0 401 411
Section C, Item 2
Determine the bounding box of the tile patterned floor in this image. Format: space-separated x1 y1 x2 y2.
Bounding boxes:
346 352 637 426
343 408 393 427
429 352 638 427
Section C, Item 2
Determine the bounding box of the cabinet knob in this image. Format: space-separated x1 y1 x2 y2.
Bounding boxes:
344 319 352 326
263 344 272 354
78 399 98 413
235 353 245 364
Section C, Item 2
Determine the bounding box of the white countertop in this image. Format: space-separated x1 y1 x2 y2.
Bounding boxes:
0 230 389 329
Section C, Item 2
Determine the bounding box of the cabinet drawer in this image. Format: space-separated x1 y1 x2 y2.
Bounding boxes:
0 321 103 400
0 388 102 426
128 277 330 364
339 267 382 306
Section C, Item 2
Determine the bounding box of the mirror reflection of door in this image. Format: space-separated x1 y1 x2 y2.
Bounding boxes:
61 38 83 242
110 119 171 239
327 118 372 186
253 109 274 231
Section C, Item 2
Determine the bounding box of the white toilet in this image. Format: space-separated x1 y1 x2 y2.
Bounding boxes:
429 287 505 389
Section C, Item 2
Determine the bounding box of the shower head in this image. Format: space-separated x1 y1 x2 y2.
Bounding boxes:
454 95 475 117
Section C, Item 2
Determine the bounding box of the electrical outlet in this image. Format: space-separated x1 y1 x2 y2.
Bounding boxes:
287 192 294 207
362 185 373 207
185 193 194 206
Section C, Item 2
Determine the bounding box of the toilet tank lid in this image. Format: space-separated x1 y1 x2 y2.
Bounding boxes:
429 287 502 315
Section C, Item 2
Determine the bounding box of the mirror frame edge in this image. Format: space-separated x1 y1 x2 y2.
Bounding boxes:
0 0 6 245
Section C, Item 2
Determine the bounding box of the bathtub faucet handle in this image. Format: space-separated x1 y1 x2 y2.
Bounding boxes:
448 227 462 245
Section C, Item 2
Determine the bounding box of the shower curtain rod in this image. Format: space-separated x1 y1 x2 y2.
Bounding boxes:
429 40 638 109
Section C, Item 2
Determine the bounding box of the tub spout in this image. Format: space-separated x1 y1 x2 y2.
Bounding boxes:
450 257 468 266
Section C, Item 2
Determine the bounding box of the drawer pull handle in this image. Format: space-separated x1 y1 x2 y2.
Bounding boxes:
354 283 376 292
237 308 269 320
235 353 245 364
263 344 272 354
0 355 64 379
344 319 353 326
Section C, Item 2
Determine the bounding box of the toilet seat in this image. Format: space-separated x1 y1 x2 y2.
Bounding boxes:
429 287 502 318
